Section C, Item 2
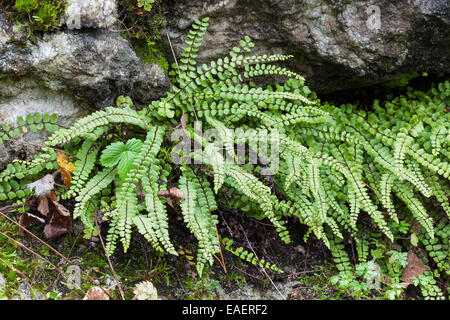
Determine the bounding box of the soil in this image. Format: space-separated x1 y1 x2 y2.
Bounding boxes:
114 204 339 300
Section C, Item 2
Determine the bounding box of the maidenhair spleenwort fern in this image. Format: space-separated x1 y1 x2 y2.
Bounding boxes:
0 17 449 281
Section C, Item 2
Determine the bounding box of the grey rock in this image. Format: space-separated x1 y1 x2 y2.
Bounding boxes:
14 281 45 300
63 0 117 30
164 0 450 93
0 144 10 170
0 17 170 108
0 272 6 300
0 80 93 134
0 272 5 289
0 80 93 168
0 9 170 167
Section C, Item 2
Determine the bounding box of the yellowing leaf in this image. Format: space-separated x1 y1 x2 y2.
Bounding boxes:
57 152 75 186
57 152 75 172
60 169 72 186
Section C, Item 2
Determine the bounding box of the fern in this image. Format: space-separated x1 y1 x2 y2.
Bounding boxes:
105 125 165 254
135 160 177 255
67 140 100 199
0 112 61 202
221 237 283 274
47 107 147 147
179 167 220 275
73 166 118 230
2 17 449 281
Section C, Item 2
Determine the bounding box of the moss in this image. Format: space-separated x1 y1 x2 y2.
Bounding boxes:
3 0 67 38
118 0 169 74
0 217 55 299
129 38 169 74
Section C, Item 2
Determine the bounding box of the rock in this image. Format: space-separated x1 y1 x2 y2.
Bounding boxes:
0 272 5 289
164 0 450 93
401 251 428 285
14 281 45 300
0 80 93 137
63 0 117 30
0 16 170 108
0 144 10 171
366 261 383 290
0 7 170 168
0 273 6 300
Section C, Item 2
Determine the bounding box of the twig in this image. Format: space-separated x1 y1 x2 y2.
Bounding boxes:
52 227 83 289
238 225 286 300
0 210 111 299
215 226 227 273
0 205 20 213
0 256 35 292
94 210 125 300
0 229 86 298
165 29 179 72
218 206 234 237
232 265 265 282
29 237 38 293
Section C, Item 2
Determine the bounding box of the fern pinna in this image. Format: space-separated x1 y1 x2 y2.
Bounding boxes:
1 17 449 279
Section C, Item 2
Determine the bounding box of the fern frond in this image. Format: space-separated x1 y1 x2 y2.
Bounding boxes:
221 237 283 274
225 163 290 244
179 167 219 276
73 166 118 229
393 128 414 180
178 17 209 73
106 125 165 253
47 107 147 146
309 159 328 224
379 173 399 223
67 140 100 198
138 161 177 255
393 183 435 239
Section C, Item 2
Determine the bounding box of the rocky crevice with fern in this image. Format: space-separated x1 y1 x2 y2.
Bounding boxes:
164 0 450 92
0 1 449 300
1 0 449 165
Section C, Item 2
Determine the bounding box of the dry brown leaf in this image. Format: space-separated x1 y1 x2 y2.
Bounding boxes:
180 111 187 130
37 196 50 217
47 191 57 201
18 212 45 236
158 187 185 202
43 223 70 239
44 212 72 239
14 189 72 239
83 287 110 300
401 251 428 285
50 199 71 217
44 203 72 239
